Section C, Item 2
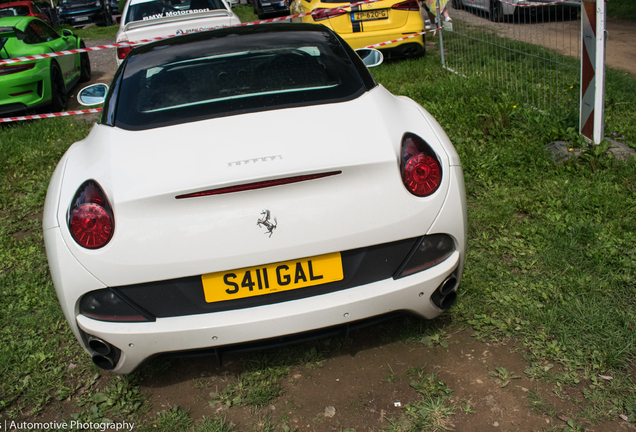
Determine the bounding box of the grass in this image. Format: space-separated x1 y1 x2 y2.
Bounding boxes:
606 0 636 22
54 23 119 41
233 4 257 23
386 373 455 432
1 16 635 431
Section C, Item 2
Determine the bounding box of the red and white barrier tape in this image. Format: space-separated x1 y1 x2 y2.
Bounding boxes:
0 108 102 123
0 0 382 66
364 26 436 49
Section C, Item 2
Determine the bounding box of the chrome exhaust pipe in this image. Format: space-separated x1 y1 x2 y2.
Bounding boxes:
92 354 115 370
87 337 120 370
88 337 111 356
439 275 458 296
431 275 458 310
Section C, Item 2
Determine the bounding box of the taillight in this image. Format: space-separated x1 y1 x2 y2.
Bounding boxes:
116 45 132 60
311 7 347 21
400 133 442 197
68 180 114 249
0 63 36 76
392 0 419 10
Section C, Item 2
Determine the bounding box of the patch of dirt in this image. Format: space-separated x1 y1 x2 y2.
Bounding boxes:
130 319 626 431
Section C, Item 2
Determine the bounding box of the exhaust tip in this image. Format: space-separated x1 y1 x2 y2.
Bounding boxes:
439 276 458 296
89 337 111 356
431 275 458 310
436 291 457 310
86 335 121 370
92 354 115 370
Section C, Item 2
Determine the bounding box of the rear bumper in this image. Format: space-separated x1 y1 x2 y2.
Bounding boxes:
0 63 50 115
256 0 289 17
77 250 460 373
332 25 424 52
59 8 105 26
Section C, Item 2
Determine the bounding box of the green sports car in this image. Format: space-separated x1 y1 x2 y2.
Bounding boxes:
0 16 90 116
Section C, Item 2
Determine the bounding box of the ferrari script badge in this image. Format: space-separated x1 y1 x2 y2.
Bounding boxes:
257 209 277 238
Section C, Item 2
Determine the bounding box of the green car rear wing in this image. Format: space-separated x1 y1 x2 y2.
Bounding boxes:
0 26 26 41
0 26 25 57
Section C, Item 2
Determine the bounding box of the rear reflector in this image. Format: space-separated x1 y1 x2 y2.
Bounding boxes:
176 171 341 199
9 90 33 96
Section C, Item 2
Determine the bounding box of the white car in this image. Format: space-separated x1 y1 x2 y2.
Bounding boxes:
452 0 580 22
44 23 467 374
115 0 240 64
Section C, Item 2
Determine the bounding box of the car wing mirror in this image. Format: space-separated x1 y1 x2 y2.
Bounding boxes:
77 83 109 106
355 48 383 68
62 29 73 37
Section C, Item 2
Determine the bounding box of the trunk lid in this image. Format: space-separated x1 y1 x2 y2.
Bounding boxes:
58 88 451 286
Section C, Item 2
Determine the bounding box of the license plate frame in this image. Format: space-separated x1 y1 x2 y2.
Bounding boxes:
74 16 89 22
352 9 388 21
201 252 343 303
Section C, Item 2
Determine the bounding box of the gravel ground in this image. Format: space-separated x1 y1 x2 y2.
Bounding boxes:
67 38 118 112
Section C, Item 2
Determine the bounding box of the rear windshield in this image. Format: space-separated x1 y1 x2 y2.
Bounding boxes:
113 27 369 130
125 0 226 23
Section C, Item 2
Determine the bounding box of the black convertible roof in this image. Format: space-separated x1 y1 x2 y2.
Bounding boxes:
104 23 377 130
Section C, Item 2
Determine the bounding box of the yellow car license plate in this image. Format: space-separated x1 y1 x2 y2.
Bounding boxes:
201 252 343 303
352 9 388 21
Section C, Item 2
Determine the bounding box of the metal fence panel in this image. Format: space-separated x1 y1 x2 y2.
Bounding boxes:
441 0 581 118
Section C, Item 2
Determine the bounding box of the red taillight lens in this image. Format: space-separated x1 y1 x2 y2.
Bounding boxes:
392 0 419 10
401 133 442 197
0 63 36 76
311 7 347 21
117 45 132 60
68 181 114 249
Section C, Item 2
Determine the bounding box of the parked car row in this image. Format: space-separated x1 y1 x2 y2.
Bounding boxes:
0 0 118 27
0 1 59 25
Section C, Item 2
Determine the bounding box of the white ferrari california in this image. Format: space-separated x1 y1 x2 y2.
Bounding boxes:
43 23 467 373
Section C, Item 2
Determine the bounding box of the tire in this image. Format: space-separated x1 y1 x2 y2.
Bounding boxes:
79 42 91 82
490 0 503 22
49 62 67 113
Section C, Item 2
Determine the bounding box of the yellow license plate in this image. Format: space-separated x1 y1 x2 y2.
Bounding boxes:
201 252 343 303
353 9 388 21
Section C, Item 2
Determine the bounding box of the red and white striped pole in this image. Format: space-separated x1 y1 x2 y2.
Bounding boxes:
579 0 607 145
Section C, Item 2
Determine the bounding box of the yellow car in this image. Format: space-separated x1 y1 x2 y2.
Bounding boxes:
290 0 425 58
